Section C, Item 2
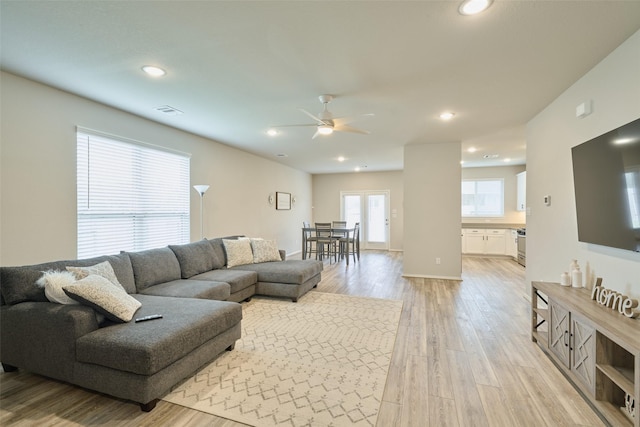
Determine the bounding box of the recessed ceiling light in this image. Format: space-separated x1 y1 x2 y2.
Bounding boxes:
467 147 477 153
439 112 456 120
460 160 465 165
142 65 166 77
267 129 279 137
337 156 346 162
504 158 511 162
458 0 493 16
354 167 361 172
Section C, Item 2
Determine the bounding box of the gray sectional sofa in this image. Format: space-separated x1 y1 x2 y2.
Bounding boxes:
0 236 323 411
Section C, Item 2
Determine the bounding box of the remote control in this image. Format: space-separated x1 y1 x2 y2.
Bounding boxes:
135 314 163 322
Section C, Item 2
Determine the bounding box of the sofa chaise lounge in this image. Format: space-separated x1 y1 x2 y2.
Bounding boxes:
0 236 323 411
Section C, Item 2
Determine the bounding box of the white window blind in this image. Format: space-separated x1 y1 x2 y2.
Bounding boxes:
462 179 504 217
77 130 190 258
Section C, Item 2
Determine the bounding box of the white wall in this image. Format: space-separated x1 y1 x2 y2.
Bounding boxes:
462 165 526 225
527 30 640 298
403 142 461 279
312 171 404 250
0 72 312 265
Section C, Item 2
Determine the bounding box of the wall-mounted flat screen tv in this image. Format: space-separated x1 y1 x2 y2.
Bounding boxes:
571 117 640 252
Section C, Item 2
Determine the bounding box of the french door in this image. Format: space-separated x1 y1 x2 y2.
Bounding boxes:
340 190 390 250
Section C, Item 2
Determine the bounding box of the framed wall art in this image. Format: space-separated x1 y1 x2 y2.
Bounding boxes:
276 192 291 210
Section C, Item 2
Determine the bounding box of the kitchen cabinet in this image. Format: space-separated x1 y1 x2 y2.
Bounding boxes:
532 281 640 427
517 171 526 211
507 229 518 259
462 229 506 255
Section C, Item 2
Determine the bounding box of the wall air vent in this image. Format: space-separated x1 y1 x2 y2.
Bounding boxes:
154 105 184 116
483 154 499 159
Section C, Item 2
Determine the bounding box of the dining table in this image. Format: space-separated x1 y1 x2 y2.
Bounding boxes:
302 226 355 265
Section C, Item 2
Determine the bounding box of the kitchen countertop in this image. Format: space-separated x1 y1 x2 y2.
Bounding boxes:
462 223 525 229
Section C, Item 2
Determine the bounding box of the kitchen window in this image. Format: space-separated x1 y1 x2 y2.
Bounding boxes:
76 128 190 258
462 179 504 217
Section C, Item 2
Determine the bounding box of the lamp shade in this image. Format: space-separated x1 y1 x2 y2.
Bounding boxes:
193 184 210 196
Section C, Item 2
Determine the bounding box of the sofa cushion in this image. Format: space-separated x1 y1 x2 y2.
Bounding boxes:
190 269 257 294
250 239 282 263
75 294 242 376
64 274 142 323
138 279 230 301
128 247 181 291
169 240 219 278
232 260 323 285
223 239 254 268
1 266 52 305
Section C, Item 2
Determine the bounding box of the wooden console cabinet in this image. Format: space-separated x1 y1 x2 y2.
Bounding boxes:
532 281 639 427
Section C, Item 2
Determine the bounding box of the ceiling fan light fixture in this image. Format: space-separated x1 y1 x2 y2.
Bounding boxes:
458 0 493 16
440 111 456 120
317 125 334 135
141 65 166 77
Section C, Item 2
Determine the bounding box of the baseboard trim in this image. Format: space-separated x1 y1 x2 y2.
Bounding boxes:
402 273 463 281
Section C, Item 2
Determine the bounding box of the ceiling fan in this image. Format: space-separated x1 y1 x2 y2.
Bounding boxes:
275 95 373 139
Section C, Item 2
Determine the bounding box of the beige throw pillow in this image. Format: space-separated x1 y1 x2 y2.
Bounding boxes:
66 261 125 291
63 274 141 323
251 239 282 263
223 239 254 268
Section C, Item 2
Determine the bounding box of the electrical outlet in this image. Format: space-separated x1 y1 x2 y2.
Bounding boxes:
435 257 441 265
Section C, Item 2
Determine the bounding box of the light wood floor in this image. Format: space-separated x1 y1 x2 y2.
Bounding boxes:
0 252 605 426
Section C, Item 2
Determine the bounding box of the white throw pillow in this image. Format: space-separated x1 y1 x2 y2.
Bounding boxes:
36 270 79 305
66 261 125 290
63 274 141 323
251 239 282 263
223 239 254 268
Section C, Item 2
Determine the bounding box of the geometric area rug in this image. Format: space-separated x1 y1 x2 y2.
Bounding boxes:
162 291 403 426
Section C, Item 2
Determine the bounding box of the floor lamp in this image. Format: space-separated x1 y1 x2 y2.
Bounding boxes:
193 185 210 240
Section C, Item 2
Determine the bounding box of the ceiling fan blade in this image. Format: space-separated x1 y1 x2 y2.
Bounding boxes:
271 124 317 128
334 124 370 135
299 108 328 125
333 113 375 127
311 129 322 139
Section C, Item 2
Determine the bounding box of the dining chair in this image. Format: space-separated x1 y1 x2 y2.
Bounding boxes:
340 222 360 264
314 222 336 263
331 221 347 260
303 221 317 259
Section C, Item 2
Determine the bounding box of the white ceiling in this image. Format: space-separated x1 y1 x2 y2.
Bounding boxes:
2 1 640 174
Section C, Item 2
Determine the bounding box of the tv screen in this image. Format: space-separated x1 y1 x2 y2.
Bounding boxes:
571 118 640 252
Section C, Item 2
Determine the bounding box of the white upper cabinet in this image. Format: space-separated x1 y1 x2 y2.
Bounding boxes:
516 171 526 211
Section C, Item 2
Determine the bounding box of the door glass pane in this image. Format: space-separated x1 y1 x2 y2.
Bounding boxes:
368 195 385 242
343 195 361 228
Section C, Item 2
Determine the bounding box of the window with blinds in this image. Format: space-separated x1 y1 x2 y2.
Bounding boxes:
77 129 190 259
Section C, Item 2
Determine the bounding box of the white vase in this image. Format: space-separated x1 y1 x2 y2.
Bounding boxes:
569 259 579 286
572 266 583 288
560 272 571 286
